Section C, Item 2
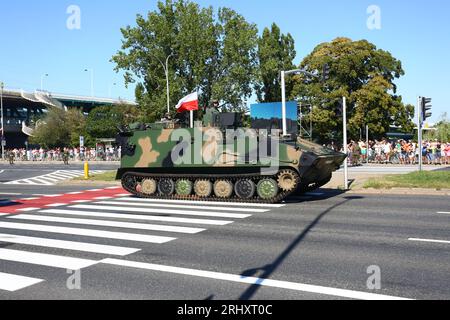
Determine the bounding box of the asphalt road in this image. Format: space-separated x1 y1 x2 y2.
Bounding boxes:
0 179 448 300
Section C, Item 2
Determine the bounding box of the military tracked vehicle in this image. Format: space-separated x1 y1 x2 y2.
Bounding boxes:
116 110 346 203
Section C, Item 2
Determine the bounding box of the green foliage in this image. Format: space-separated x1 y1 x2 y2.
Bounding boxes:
291 38 415 143
29 108 87 148
86 104 140 139
256 23 296 103
111 0 258 119
424 113 450 142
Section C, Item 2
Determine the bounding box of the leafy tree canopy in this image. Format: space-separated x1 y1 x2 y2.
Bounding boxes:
291 37 415 142
256 23 296 103
112 0 258 121
29 108 87 148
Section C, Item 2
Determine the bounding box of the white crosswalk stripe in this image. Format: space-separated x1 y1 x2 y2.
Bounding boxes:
70 204 252 219
0 194 274 292
4 170 105 186
0 272 44 292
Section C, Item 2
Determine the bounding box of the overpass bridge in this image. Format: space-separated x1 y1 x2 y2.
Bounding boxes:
0 88 136 148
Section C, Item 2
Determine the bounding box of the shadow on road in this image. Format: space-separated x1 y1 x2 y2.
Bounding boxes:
238 196 364 301
285 188 350 203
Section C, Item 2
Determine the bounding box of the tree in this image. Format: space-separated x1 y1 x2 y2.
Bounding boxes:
256 23 296 103
85 104 140 139
424 113 450 142
291 38 415 142
112 0 258 121
29 108 87 148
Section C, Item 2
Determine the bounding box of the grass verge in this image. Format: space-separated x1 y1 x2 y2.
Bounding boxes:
73 171 118 182
363 171 450 190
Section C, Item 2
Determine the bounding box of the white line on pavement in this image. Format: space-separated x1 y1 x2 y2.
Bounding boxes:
0 233 140 256
114 197 285 208
10 215 206 234
0 272 44 292
71 204 252 219
0 248 99 270
101 259 412 301
408 238 450 245
0 222 176 244
97 200 269 213
40 209 233 226
437 212 450 215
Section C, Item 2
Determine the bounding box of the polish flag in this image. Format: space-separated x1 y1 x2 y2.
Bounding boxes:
176 92 199 113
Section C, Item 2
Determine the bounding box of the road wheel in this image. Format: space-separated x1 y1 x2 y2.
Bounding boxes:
141 179 157 195
158 179 175 196
257 179 279 200
235 179 256 199
194 180 213 198
214 180 234 199
175 179 193 196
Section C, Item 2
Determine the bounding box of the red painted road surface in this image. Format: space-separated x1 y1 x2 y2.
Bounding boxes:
0 187 129 215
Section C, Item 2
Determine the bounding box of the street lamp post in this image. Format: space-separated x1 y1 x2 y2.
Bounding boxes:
0 82 4 160
40 73 49 91
157 54 174 115
108 83 117 98
84 69 94 97
281 68 320 137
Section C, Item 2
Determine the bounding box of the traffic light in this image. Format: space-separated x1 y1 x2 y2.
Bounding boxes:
421 97 432 123
322 63 331 82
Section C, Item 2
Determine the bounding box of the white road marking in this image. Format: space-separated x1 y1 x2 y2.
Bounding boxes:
0 272 44 292
0 222 176 244
67 192 83 195
19 198 40 201
97 200 269 213
115 197 285 208
71 204 252 219
10 215 206 234
17 208 40 212
40 209 233 226
437 212 450 215
87 189 103 192
101 259 412 301
71 200 92 203
106 187 121 190
0 248 98 270
0 233 139 256
4 170 104 186
409 238 450 245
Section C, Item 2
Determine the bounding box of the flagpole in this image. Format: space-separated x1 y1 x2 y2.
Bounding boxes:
190 110 194 128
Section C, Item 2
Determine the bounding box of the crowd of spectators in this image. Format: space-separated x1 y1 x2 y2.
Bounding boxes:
328 139 450 166
2 146 121 162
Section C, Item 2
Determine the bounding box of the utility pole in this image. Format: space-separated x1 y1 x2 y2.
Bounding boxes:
366 125 369 165
41 74 49 91
281 71 287 136
343 96 349 190
84 69 94 97
0 82 4 160
417 97 423 171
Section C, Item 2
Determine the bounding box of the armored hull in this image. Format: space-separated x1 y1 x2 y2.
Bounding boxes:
116 123 346 203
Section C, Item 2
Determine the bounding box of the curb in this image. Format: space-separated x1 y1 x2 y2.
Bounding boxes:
346 188 450 196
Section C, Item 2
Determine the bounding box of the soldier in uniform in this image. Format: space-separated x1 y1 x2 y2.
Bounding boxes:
203 99 220 127
8 150 14 165
63 148 70 165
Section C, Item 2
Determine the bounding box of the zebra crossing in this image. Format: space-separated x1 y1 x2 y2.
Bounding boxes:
0 194 284 292
4 170 105 186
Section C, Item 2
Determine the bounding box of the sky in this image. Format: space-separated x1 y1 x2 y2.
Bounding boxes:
0 0 448 122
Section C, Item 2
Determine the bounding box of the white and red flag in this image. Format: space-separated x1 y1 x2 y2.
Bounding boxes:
176 92 199 113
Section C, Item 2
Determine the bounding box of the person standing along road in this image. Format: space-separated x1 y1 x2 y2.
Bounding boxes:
8 150 15 165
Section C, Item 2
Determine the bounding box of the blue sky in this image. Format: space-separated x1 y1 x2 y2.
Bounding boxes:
0 0 448 122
